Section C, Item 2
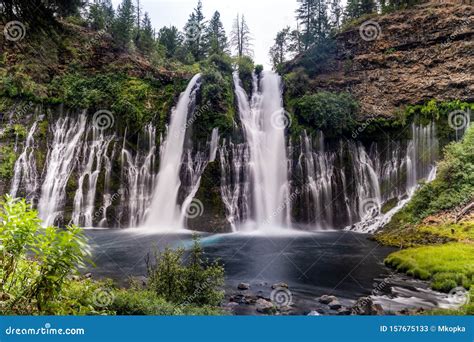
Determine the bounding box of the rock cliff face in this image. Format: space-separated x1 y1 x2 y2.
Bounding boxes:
287 2 473 118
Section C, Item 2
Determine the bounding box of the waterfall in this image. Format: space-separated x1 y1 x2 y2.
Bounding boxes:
179 149 208 226
10 122 39 202
209 128 219 162
98 141 117 227
71 126 114 227
144 74 201 230
219 142 250 231
293 122 439 233
37 114 87 226
232 71 290 230
120 125 157 227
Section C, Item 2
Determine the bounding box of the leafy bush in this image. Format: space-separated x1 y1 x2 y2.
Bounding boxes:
293 91 358 136
146 236 224 307
0 196 91 314
193 58 235 142
283 68 310 99
237 56 255 95
0 146 17 180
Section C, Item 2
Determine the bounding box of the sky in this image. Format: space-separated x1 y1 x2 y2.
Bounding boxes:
111 0 299 68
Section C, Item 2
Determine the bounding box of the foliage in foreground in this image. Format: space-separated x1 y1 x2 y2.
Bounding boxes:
0 196 224 315
0 196 91 314
146 236 225 307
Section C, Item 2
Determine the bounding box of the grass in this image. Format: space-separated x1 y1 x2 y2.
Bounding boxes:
385 242 474 292
111 289 224 316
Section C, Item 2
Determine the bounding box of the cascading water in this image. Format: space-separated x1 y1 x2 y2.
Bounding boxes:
219 141 250 231
144 74 201 230
10 122 39 202
120 125 157 227
232 71 290 230
72 126 114 227
37 114 87 226
294 122 439 233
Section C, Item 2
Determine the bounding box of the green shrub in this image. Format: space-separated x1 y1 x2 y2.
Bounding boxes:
0 146 17 180
292 92 358 136
146 236 224 307
29 225 90 311
237 56 255 95
0 196 92 313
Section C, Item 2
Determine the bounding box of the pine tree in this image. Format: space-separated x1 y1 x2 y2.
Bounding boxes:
296 0 330 50
289 24 304 55
136 12 155 56
204 11 229 55
360 0 377 15
111 0 135 50
158 26 183 58
88 0 114 31
269 27 291 69
344 0 377 21
230 14 253 58
329 0 343 30
184 0 206 61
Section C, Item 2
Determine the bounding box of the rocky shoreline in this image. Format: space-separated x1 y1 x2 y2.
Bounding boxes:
221 274 463 316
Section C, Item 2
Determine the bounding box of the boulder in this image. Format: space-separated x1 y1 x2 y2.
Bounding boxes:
318 295 338 304
271 282 289 289
256 298 275 314
351 297 385 315
237 282 250 290
307 310 321 316
328 300 343 310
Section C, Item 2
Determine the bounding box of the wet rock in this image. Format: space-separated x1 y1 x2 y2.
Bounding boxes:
244 295 258 305
226 302 239 308
328 300 342 310
238 283 250 290
271 282 289 289
83 272 92 279
307 310 321 316
256 298 275 314
318 295 338 304
351 297 385 315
